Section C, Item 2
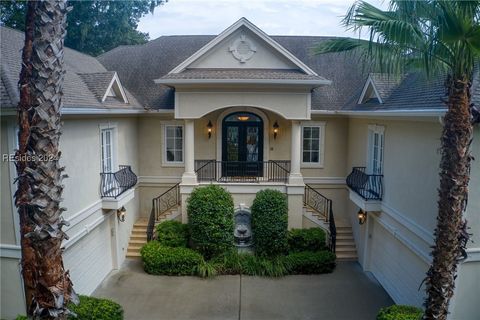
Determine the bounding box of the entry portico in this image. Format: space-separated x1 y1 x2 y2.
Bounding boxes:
154 18 331 226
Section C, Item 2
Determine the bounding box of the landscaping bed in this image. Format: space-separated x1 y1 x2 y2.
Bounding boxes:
141 185 336 278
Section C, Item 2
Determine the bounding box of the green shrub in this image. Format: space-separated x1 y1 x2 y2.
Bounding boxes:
141 241 203 275
284 251 336 274
15 295 123 320
187 185 234 258
376 305 423 320
68 295 123 320
212 251 288 277
288 228 326 252
251 189 288 256
156 220 189 247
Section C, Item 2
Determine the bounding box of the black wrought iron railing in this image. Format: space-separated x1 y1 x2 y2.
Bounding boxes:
346 167 383 201
100 165 137 198
195 160 291 183
147 183 181 241
303 184 336 253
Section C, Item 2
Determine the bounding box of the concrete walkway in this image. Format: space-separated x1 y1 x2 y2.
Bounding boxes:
93 259 393 320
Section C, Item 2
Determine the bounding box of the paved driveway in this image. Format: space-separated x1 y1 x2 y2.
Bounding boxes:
93 259 393 320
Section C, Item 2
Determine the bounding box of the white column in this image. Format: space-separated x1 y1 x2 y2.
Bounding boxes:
181 119 197 185
289 120 304 185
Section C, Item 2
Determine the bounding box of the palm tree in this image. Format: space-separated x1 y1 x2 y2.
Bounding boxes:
314 1 479 319
16 0 77 318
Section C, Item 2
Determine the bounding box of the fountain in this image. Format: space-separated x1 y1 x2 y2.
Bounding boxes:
234 206 253 252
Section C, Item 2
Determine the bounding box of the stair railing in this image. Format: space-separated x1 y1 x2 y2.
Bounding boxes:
303 184 336 253
147 183 180 241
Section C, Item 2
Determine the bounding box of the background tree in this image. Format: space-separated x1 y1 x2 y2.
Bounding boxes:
16 0 77 318
314 1 479 319
0 0 167 56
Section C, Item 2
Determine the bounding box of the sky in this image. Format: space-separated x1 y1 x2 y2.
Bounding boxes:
138 0 387 40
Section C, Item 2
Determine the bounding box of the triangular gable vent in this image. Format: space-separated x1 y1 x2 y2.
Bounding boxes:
103 72 128 104
358 76 383 104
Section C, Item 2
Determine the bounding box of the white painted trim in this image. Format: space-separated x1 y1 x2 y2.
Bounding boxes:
0 244 21 259
300 121 326 168
162 121 185 166
99 122 119 173
216 107 270 162
380 203 434 245
303 177 346 185
155 78 330 86
63 200 103 231
197 182 286 194
348 188 382 212
138 175 182 185
62 210 114 250
101 72 129 104
358 75 383 104
463 248 480 263
334 109 446 117
101 187 136 210
7 121 21 245
62 108 166 115
167 17 321 76
371 213 432 264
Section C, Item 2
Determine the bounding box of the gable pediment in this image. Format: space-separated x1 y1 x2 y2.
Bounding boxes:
188 26 298 70
168 18 318 76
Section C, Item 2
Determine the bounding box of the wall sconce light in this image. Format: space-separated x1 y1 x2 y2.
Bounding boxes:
358 209 367 225
117 206 126 222
207 120 213 139
273 121 279 139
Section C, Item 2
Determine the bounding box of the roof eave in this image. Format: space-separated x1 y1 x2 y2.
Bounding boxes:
154 78 332 87
311 108 447 117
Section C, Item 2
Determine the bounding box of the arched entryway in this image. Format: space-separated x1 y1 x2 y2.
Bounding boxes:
222 111 263 177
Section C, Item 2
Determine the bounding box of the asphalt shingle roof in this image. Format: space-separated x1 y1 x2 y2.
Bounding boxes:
160 68 324 81
0 27 142 110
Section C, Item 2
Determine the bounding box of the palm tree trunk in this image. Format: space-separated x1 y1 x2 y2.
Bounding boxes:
15 1 77 318
424 75 473 320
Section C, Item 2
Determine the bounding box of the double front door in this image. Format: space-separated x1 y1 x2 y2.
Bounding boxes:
222 112 263 177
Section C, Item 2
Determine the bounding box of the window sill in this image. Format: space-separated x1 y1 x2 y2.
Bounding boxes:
301 163 324 169
161 162 185 168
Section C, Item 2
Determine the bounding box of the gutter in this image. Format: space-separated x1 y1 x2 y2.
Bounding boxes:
311 108 446 117
0 107 174 116
154 78 332 86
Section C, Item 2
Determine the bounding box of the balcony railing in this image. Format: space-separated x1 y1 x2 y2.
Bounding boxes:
147 183 180 241
195 160 290 183
346 167 383 201
100 165 138 198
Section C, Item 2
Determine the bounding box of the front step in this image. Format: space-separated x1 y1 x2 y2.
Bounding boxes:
125 208 180 258
334 226 358 261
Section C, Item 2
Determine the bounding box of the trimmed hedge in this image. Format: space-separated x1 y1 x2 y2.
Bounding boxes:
288 228 326 252
15 295 123 320
251 189 288 257
376 305 423 320
69 295 123 320
284 251 336 274
156 220 189 247
187 185 234 258
141 241 203 275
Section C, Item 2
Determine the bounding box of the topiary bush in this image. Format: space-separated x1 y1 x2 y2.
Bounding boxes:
187 184 234 258
16 295 123 320
141 241 203 275
156 220 189 247
376 305 423 320
288 228 326 252
68 295 123 320
251 189 288 257
284 251 336 274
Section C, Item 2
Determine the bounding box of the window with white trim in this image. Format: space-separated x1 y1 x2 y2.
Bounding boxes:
301 122 325 167
164 125 184 163
367 125 385 175
101 128 115 173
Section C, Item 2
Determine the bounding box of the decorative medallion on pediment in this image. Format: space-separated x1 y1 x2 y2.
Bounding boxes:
229 34 257 63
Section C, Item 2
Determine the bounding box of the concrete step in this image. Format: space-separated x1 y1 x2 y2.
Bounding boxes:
126 251 141 258
337 253 358 261
335 246 357 253
131 234 147 241
130 239 146 245
336 234 354 241
336 240 356 247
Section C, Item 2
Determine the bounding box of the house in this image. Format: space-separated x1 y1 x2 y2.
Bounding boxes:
1 18 479 320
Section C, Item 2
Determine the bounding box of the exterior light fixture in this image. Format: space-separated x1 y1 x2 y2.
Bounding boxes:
117 206 127 222
273 121 279 139
207 120 213 139
237 115 250 121
358 209 367 225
